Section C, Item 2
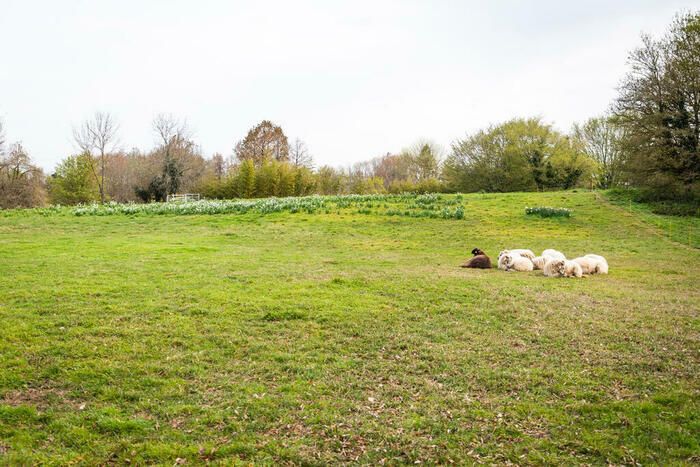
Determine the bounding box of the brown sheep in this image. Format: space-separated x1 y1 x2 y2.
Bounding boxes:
461 248 492 269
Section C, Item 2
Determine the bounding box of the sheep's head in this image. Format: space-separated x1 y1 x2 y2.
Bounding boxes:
552 259 566 276
503 254 514 268
471 248 484 256
499 250 509 258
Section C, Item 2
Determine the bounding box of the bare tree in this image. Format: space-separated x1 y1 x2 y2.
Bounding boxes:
146 114 205 198
290 138 313 168
210 153 226 181
0 142 47 208
73 112 119 203
152 113 191 147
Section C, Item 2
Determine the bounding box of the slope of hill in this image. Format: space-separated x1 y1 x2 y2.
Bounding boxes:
0 192 698 464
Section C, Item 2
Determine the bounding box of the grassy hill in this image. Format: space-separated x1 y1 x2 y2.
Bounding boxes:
0 191 698 464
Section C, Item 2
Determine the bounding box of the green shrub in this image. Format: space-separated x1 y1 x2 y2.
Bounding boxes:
606 188 699 217
525 206 571 218
649 202 700 217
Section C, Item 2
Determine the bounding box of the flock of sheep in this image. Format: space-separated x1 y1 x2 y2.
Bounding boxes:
461 248 609 278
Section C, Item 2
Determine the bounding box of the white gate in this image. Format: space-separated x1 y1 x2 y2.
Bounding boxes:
166 193 202 203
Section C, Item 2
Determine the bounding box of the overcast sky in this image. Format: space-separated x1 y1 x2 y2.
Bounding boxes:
0 0 696 171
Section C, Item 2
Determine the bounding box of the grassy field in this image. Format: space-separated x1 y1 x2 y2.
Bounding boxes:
604 189 700 249
1 191 699 465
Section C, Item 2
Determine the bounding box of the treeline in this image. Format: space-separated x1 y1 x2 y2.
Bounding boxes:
613 12 700 204
0 116 448 208
0 11 697 209
0 115 604 208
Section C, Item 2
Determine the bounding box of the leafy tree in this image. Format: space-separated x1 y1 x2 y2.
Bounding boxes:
402 141 441 181
255 158 277 197
415 144 440 180
572 116 626 188
614 12 700 201
235 120 289 166
349 175 385 194
275 161 295 197
316 165 343 195
293 166 316 196
49 153 99 205
443 118 594 192
236 159 256 198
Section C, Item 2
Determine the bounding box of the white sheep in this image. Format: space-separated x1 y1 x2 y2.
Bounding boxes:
499 249 536 260
501 253 534 272
497 254 509 270
543 258 583 278
531 256 550 270
542 249 566 261
572 256 598 275
584 254 609 274
543 258 565 277
563 260 583 278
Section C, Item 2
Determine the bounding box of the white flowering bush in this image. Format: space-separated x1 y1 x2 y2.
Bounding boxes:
70 194 467 220
525 206 572 218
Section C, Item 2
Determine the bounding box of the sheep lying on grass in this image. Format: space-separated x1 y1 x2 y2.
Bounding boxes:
501 253 534 272
461 248 492 269
543 259 564 277
573 254 609 274
531 256 548 270
499 249 536 260
487 247 608 278
497 254 508 270
585 254 609 274
543 258 583 278
532 249 566 270
563 260 583 278
542 249 566 261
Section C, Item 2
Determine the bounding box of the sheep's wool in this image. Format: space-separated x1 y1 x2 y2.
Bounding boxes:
542 249 566 260
504 254 534 272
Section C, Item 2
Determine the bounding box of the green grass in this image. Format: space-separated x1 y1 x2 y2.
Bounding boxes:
604 189 700 249
1 191 699 465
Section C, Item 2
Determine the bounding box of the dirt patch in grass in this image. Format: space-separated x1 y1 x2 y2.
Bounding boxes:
1 386 82 411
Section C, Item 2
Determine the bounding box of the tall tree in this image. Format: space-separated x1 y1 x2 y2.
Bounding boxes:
443 118 595 192
49 153 99 205
73 112 119 204
402 141 441 181
614 12 700 200
572 116 626 188
370 152 414 187
148 114 203 198
236 159 256 198
235 120 289 165
316 165 343 195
